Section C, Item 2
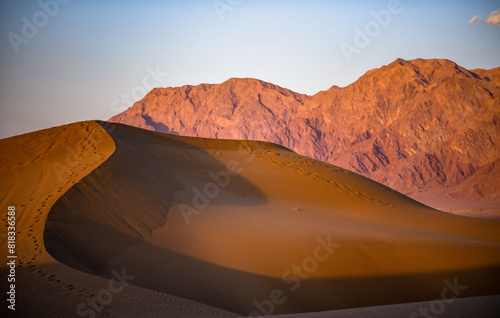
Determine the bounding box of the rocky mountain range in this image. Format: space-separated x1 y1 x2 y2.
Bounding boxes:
110 58 500 204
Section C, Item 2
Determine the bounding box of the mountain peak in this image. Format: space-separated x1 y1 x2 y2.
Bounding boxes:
355 58 483 89
389 58 458 69
223 77 264 84
220 77 277 90
217 77 300 98
392 57 411 65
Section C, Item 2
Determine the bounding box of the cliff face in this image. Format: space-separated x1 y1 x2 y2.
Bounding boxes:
110 58 500 202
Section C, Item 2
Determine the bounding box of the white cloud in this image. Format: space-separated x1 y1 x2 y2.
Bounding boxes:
469 9 500 27
485 9 500 26
469 15 482 24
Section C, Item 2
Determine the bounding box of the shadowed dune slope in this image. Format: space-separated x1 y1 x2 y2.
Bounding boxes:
43 122 500 315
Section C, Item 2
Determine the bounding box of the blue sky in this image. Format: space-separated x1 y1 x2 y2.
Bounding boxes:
1 0 499 138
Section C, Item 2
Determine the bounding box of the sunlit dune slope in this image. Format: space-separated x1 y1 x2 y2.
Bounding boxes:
43 122 500 315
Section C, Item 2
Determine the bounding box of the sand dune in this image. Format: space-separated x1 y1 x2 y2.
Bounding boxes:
2 121 500 317
0 121 235 317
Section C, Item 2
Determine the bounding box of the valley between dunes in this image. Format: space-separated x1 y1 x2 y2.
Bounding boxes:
1 121 500 317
